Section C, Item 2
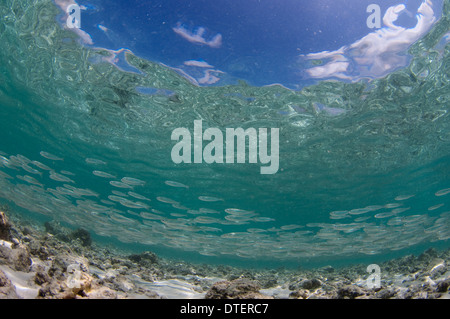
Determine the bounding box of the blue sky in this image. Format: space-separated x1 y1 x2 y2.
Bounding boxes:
70 0 443 88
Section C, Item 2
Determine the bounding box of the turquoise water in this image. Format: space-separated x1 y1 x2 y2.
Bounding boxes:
0 0 449 268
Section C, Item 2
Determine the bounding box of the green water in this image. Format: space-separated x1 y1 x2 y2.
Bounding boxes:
0 0 449 268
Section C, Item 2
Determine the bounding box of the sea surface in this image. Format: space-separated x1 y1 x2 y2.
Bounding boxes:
0 0 449 269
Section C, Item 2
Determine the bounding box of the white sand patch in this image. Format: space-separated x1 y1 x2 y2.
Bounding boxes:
0 265 39 299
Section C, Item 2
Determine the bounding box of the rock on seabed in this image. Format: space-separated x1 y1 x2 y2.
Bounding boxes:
0 210 448 299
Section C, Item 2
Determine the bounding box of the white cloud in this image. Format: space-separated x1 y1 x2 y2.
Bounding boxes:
184 60 214 68
173 23 222 48
301 0 438 81
198 69 225 85
54 0 93 45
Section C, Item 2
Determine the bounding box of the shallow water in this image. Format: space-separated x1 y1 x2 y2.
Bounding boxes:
0 0 449 269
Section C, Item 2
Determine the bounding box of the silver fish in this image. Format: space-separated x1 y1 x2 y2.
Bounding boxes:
253 217 275 222
72 187 99 197
40 151 63 161
128 191 151 201
49 172 74 183
108 195 126 202
119 198 149 209
121 177 146 186
395 194 415 201
156 196 178 204
93 170 116 179
199 208 220 214
60 170 75 176
85 158 107 165
435 188 450 197
110 181 133 189
31 160 52 171
16 175 43 187
428 204 444 211
198 196 224 202
164 180 189 188
224 208 254 216
21 164 41 175
112 190 128 197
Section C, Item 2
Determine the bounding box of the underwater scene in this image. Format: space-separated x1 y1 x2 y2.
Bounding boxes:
0 0 449 300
